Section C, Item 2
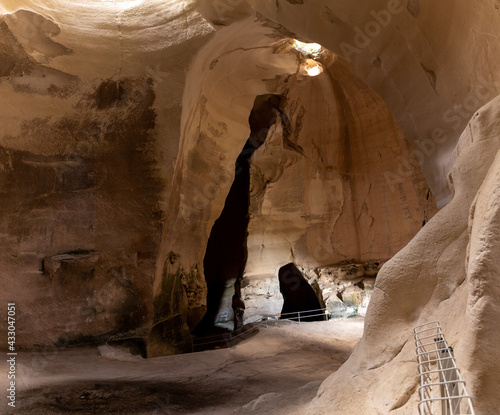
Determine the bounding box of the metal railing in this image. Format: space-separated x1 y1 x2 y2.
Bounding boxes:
279 308 329 322
414 321 475 415
191 317 265 352
192 307 331 351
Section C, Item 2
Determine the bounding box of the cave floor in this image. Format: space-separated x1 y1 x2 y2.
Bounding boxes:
7 318 364 414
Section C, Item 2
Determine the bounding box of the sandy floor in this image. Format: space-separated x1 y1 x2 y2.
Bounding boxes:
2 318 364 414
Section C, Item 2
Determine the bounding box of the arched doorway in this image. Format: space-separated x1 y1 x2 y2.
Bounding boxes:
278 263 324 322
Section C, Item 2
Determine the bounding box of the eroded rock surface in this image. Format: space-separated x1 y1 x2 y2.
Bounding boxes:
0 1 214 348
246 0 500 207
308 92 500 415
1 3 499 413
238 95 500 415
150 13 435 354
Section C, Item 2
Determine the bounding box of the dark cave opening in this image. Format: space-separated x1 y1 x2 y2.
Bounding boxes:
278 263 325 322
193 94 285 336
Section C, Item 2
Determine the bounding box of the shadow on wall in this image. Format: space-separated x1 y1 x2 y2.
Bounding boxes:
279 263 325 322
193 94 285 336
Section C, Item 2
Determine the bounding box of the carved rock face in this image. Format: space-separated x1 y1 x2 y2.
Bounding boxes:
2 3 499 412
305 95 500 415
0 1 214 348
150 15 436 353
246 0 500 207
0 75 163 347
0 1 435 354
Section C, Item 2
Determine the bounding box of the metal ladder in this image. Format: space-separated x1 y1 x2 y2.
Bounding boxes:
414 322 475 415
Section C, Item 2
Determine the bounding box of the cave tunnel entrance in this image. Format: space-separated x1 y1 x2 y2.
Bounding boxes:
278 263 325 322
193 94 285 336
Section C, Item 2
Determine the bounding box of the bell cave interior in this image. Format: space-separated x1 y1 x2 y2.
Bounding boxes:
1 0 499 414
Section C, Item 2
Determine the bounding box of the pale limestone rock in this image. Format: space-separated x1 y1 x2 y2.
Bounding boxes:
149 17 302 354
241 274 283 322
1 12 498 415
150 14 435 353
304 264 378 319
311 95 500 415
238 95 500 415
246 0 500 207
461 142 500 414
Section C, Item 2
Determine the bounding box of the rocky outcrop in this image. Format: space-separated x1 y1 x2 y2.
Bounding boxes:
301 260 382 318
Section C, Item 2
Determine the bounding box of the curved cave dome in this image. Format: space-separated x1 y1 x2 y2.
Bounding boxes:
1 1 500 414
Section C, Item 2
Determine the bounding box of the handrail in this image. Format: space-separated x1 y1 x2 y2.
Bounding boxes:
279 307 329 316
279 308 329 322
192 317 267 350
192 307 331 350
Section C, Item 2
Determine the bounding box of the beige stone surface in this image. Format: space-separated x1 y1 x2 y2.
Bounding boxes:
244 56 435 274
308 94 500 415
1 2 499 413
238 95 500 415
0 0 214 347
0 318 364 414
151 13 435 353
246 0 500 206
0 0 439 355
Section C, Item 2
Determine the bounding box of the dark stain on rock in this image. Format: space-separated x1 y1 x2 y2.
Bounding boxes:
167 251 180 264
321 7 336 24
1 21 78 97
0 51 17 77
21 380 235 414
94 80 126 109
116 291 148 332
1 77 161 348
286 0 304 4
0 21 35 78
47 82 78 99
293 105 306 144
261 18 297 39
280 101 304 155
407 0 420 17
0 147 57 196
55 164 99 192
420 62 437 92
149 270 193 355
8 65 80 98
